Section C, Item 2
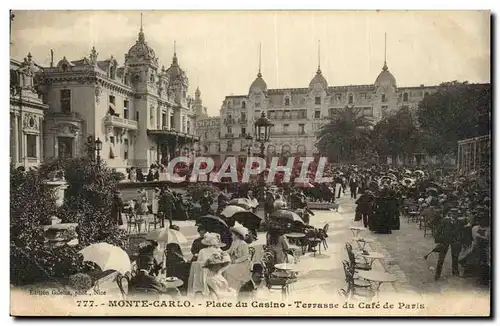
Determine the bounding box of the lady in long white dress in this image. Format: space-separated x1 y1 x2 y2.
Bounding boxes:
203 251 236 299
223 223 251 291
187 232 225 297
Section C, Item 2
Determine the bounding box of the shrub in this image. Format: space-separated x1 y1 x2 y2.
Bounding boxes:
186 183 220 202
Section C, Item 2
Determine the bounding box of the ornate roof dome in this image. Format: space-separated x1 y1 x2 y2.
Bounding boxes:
309 68 328 89
375 62 396 87
249 72 267 93
165 53 186 82
126 28 157 65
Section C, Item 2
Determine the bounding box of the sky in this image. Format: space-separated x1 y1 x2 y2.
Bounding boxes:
10 10 490 116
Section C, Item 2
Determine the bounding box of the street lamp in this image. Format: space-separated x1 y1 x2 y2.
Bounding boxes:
95 138 102 164
245 134 254 156
254 112 274 158
253 112 274 194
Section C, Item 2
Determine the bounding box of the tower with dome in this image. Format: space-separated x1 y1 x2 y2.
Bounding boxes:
218 38 441 160
14 14 206 172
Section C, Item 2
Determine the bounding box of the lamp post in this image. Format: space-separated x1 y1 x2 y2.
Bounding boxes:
95 138 102 165
245 134 254 157
254 112 274 194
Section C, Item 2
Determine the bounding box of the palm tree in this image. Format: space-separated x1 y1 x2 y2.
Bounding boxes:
316 106 372 163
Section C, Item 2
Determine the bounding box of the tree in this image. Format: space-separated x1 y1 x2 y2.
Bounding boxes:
417 81 491 158
40 157 127 248
371 107 421 164
316 107 372 163
10 166 85 285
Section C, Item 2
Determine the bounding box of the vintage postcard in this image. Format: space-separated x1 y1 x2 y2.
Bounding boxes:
10 10 491 317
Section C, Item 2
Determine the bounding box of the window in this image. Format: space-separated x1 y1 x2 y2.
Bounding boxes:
285 97 290 106
299 124 305 134
348 94 353 104
26 135 37 158
162 113 167 128
360 93 366 100
110 65 116 79
403 93 409 102
255 101 261 108
187 121 191 134
60 89 71 113
298 109 307 119
124 139 129 160
335 94 342 101
150 107 154 126
150 73 155 83
124 100 129 119
227 126 232 134
227 141 232 152
57 137 73 159
381 94 387 102
170 115 175 129
315 96 321 105
109 95 115 105
424 92 429 97
135 111 140 122
241 127 246 137
110 136 115 145
241 112 246 121
283 124 289 133
314 111 321 119
228 114 232 120
241 101 246 109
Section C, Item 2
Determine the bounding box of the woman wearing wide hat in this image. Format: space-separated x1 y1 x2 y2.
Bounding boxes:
204 251 236 299
188 232 225 296
223 223 251 291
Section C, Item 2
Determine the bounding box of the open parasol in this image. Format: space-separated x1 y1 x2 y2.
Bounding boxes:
146 228 188 245
220 205 248 218
79 243 131 275
228 198 253 210
294 182 314 189
197 214 229 231
232 211 263 230
270 210 305 224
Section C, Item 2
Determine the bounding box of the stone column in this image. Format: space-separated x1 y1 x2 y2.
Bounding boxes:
14 114 20 164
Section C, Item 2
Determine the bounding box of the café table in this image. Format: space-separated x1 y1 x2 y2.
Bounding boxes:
272 263 298 300
350 226 367 237
352 237 375 251
157 276 184 296
356 270 397 299
357 251 386 268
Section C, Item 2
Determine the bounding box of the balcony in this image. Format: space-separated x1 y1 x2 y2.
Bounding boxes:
104 115 138 130
225 133 234 138
238 118 247 125
224 118 237 126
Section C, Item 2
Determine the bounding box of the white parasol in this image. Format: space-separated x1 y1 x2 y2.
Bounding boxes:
79 243 131 275
146 228 188 245
220 205 248 218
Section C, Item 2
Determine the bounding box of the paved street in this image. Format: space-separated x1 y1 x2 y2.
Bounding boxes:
123 189 490 302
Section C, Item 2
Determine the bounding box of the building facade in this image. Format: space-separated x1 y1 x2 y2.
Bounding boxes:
10 55 48 170
11 26 205 172
219 59 439 159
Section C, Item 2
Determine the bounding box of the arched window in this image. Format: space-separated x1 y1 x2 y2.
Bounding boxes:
348 94 354 104
403 92 409 102
241 101 246 109
281 145 291 157
381 94 386 102
61 64 68 72
284 97 290 106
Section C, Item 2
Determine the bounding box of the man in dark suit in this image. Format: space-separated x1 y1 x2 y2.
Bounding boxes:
433 208 462 280
238 263 264 301
129 255 168 295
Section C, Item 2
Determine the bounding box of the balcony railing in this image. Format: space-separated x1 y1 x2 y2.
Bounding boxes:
268 114 307 120
103 115 138 130
224 118 237 126
238 118 247 124
225 133 234 138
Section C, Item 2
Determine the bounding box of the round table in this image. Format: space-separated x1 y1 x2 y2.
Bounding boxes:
350 226 367 237
357 270 396 299
274 263 296 271
358 252 386 268
157 276 184 295
285 233 306 238
352 237 374 250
